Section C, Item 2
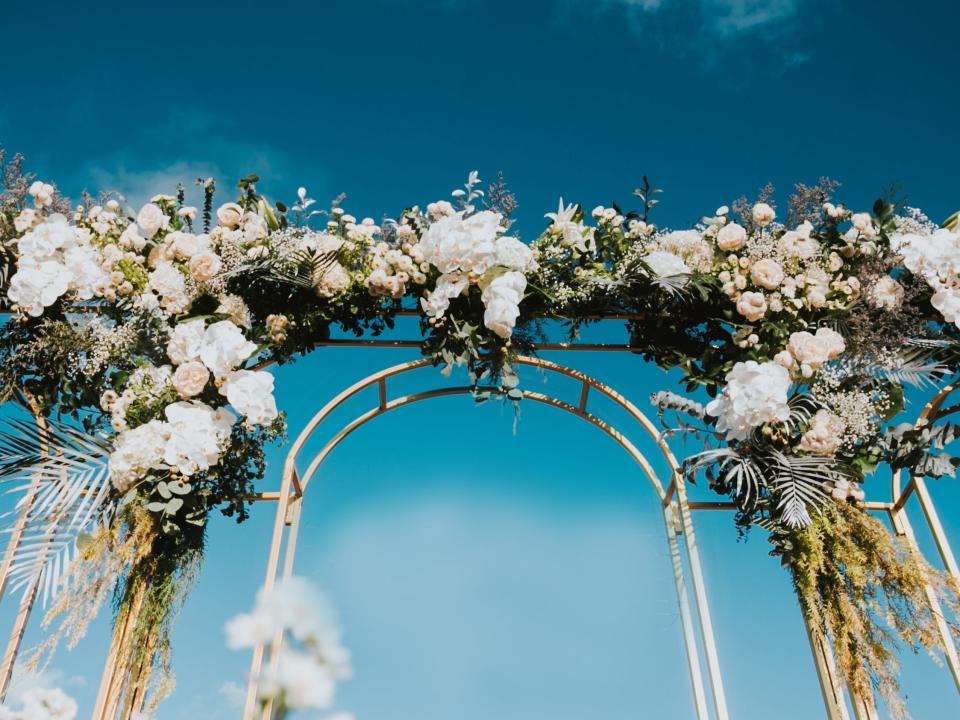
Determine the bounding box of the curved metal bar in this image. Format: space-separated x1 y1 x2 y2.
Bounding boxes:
245 357 730 720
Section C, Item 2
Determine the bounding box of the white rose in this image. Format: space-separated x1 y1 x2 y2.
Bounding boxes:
217 203 244 229
219 369 279 425
736 291 767 321
752 203 776 227
136 203 169 238
786 327 845 376
168 231 201 260
750 258 784 290
167 319 207 365
799 410 846 457
172 361 210 398
869 276 904 310
716 222 746 251
199 320 258 377
851 212 877 238
190 250 222 282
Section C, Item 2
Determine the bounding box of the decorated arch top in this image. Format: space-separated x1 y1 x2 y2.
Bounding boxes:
2 160 959 546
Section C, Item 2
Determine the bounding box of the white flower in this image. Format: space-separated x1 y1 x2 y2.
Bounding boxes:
217 203 244 229
199 320 257 377
750 258 784 290
480 271 526 338
136 203 169 238
418 210 501 275
544 199 594 254
313 262 351 298
892 228 960 282
108 420 170 492
28 181 55 208
189 250 222 282
167 319 207 365
705 361 792 441
178 206 198 221
7 260 72 316
736 291 767 321
17 216 76 259
219 370 278 425
419 273 469 318
168 231 201 260
148 262 192 314
14 207 39 232
778 221 819 260
162 401 235 476
172 361 210 398
258 648 336 710
799 410 846 457
851 212 877 238
20 686 78 720
644 250 690 278
716 222 746 251
752 203 776 227
786 327 846 377
63 245 106 299
869 276 904 310
932 288 960 326
215 294 252 328
493 236 533 271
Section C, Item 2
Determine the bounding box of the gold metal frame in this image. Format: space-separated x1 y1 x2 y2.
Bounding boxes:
1 349 959 720
239 355 730 720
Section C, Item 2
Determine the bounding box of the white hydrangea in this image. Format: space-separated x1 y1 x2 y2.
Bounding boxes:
167 319 207 365
219 369 279 425
108 420 170 492
198 320 258 377
7 260 72 317
147 261 192 314
162 401 235 476
258 648 337 710
418 210 501 275
644 250 690 278
705 361 792 441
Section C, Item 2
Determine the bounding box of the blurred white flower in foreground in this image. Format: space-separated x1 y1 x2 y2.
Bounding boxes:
226 577 352 715
0 687 77 720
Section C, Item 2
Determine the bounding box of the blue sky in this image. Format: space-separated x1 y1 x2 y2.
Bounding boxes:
2 0 960 718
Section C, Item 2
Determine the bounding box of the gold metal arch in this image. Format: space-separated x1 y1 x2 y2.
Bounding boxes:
240 355 733 720
2 352 959 720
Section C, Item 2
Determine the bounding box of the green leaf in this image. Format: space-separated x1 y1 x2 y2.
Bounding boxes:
146 501 168 513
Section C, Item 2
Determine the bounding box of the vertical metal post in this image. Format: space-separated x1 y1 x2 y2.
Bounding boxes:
672 478 730 720
662 504 710 720
802 614 851 720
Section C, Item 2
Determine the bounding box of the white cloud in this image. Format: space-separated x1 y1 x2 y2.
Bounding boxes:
596 0 801 36
218 680 246 710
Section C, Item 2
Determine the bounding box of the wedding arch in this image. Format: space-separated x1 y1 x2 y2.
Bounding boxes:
0 155 960 719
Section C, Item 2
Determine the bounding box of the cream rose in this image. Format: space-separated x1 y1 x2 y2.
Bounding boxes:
786 327 845 377
137 203 169 238
799 410 845 457
190 250 223 282
750 258 784 290
752 203 776 227
736 291 767 321
217 203 244 229
869 276 904 311
172 361 210 398
716 222 746 251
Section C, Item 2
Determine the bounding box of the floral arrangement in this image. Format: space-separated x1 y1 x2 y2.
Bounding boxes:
1 147 959 717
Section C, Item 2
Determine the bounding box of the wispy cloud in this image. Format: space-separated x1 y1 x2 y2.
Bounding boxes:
598 0 801 35
69 107 315 210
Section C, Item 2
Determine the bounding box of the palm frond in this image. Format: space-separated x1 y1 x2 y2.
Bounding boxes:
260 249 340 289
0 417 116 604
867 340 957 389
767 450 836 529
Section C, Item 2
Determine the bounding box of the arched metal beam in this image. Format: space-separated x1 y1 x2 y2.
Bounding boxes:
243 356 729 720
